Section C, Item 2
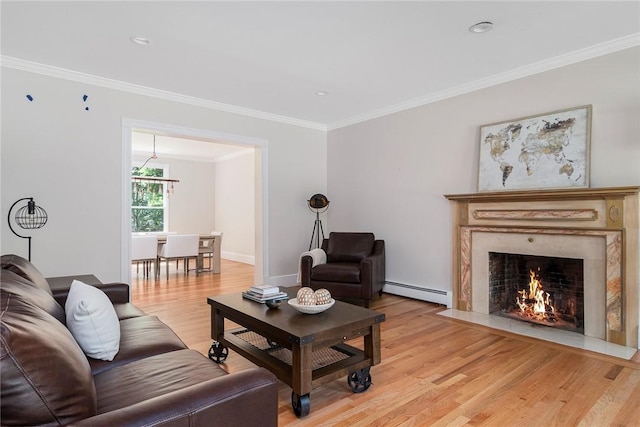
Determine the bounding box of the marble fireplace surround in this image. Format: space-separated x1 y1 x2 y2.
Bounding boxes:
445 187 639 349
465 227 615 342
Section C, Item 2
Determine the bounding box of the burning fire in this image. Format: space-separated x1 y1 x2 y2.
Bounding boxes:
515 269 555 321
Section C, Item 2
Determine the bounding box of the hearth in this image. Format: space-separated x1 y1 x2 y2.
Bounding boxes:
488 252 584 334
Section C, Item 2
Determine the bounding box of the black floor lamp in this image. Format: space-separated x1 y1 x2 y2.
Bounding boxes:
308 194 329 250
7 197 48 261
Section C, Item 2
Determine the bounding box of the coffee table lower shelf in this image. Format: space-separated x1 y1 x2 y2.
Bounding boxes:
209 327 374 417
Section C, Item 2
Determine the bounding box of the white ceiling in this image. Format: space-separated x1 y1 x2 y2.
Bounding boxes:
131 131 252 163
2 1 639 130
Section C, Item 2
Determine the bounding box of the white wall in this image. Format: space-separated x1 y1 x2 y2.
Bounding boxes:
214 151 255 264
327 46 640 293
4 48 637 289
1 68 326 283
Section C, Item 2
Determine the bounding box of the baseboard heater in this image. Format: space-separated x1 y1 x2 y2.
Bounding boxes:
383 281 452 308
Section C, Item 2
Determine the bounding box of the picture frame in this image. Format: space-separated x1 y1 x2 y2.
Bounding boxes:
477 105 591 192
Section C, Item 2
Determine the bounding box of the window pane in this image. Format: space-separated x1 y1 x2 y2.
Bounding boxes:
132 182 164 207
131 166 166 232
133 166 163 177
132 207 164 232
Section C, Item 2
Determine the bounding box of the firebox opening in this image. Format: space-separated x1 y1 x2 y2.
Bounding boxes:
489 252 584 334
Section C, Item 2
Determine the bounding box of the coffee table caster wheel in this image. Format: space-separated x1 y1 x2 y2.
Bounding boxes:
348 368 372 393
208 341 228 363
291 392 310 417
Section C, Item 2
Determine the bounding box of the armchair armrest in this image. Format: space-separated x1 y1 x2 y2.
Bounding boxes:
300 255 313 286
360 240 386 300
68 368 278 427
53 282 131 307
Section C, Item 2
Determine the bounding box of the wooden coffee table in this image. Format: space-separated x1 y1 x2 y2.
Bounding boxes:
207 288 385 417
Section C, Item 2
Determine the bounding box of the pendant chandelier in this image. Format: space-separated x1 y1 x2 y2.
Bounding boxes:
132 135 179 195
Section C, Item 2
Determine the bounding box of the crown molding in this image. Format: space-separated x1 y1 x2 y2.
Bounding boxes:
3 32 638 133
327 33 640 131
0 56 327 132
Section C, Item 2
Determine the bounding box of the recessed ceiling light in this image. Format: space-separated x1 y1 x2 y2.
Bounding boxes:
130 36 151 46
469 21 494 33
315 91 329 96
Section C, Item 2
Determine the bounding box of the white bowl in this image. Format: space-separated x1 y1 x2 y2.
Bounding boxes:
288 298 335 314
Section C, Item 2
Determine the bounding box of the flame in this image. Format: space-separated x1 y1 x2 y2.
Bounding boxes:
515 269 555 321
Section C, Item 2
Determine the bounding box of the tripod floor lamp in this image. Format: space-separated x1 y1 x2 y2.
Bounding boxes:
7 197 48 261
308 193 329 250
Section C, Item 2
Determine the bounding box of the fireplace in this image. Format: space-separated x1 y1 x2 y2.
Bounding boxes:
445 187 639 348
488 252 584 334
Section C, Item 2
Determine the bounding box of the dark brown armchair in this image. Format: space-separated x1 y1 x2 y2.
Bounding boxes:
300 232 385 307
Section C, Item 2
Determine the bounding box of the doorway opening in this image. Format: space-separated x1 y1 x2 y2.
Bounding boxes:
122 119 268 286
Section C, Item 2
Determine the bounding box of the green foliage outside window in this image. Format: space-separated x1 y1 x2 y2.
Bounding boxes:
132 167 165 232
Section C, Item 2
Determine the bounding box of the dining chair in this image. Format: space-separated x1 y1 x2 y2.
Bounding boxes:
156 234 200 279
131 235 158 278
198 231 223 273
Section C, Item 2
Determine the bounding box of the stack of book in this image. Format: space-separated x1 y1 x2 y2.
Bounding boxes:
242 285 288 303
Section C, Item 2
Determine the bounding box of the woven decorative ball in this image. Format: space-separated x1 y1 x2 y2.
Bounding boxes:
314 289 332 305
296 287 316 306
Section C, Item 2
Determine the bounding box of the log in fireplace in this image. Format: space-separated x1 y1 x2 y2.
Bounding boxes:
489 252 584 334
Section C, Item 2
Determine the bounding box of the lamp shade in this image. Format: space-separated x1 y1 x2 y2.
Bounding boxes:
15 200 48 229
308 194 329 210
7 197 48 262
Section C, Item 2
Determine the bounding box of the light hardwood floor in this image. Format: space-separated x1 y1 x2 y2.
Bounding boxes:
131 259 640 426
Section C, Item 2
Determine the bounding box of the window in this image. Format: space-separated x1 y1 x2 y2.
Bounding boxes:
131 166 168 232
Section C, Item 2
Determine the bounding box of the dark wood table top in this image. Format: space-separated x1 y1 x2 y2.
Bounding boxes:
208 288 385 345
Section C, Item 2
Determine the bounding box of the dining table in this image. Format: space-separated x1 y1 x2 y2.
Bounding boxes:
137 233 222 274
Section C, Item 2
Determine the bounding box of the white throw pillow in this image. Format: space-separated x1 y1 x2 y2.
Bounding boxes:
65 280 120 361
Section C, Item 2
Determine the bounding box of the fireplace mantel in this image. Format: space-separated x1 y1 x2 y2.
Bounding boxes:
445 186 639 348
444 186 640 202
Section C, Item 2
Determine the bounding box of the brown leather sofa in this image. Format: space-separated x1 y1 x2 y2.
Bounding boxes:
300 232 385 307
1 254 278 426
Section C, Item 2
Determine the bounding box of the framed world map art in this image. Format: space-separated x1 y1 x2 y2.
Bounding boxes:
478 105 591 192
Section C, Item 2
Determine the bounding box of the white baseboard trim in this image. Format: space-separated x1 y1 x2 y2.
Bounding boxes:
221 251 255 265
259 277 453 306
384 281 452 308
